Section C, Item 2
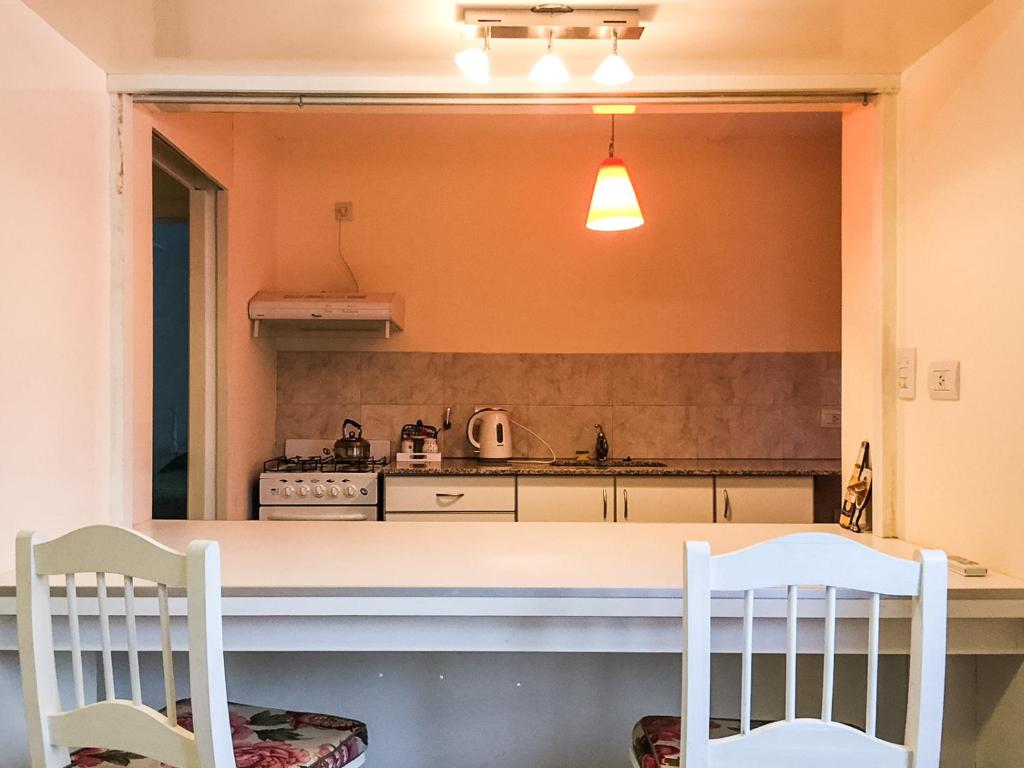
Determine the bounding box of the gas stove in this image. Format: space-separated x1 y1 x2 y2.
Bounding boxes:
258 438 388 522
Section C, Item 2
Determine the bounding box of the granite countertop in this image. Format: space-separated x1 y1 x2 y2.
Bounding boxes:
383 458 842 477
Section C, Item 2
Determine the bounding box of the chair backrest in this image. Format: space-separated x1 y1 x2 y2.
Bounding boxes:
681 532 947 768
17 525 235 768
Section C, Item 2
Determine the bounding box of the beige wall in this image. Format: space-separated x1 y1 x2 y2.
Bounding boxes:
130 108 277 520
0 1 110 571
897 0 1024 579
260 111 842 354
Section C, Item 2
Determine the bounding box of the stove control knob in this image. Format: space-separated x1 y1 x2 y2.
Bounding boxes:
282 486 295 498
344 485 358 497
313 484 326 498
298 485 310 497
329 486 341 498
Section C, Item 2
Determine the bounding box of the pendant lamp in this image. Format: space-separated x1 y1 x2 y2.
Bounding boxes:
586 114 644 231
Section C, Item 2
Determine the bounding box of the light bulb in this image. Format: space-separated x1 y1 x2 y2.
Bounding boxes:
529 30 570 87
455 46 490 84
592 53 634 86
529 52 570 86
586 156 644 231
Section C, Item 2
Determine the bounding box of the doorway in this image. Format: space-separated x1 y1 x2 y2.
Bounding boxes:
151 135 221 520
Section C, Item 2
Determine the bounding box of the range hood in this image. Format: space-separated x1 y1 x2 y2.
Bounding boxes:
248 291 405 338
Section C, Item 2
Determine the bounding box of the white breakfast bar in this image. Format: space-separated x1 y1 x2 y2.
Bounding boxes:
2 521 1023 767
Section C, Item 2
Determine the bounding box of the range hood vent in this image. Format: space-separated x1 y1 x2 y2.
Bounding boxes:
248 291 404 338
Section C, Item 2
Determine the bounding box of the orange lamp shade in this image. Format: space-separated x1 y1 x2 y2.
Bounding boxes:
586 156 644 231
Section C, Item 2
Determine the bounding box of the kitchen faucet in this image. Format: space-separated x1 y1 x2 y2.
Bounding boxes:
594 424 609 461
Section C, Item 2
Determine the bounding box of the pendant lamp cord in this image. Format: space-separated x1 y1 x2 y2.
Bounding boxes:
609 113 616 157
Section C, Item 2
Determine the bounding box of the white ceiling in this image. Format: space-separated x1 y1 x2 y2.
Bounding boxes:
24 0 993 86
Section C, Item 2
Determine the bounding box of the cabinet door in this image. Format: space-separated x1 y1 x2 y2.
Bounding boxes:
616 477 714 523
384 476 516 513
385 512 515 522
716 476 813 524
517 476 615 523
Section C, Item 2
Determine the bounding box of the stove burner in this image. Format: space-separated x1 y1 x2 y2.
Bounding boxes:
263 455 389 474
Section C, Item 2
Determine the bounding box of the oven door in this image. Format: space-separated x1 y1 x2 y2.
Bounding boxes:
259 506 375 521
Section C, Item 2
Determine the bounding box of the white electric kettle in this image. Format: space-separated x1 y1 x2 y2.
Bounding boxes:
467 407 512 462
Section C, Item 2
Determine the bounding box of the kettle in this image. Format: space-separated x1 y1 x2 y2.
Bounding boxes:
467 407 512 463
333 419 371 462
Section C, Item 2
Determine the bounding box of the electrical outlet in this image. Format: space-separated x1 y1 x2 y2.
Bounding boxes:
334 202 353 221
820 407 841 428
928 360 960 400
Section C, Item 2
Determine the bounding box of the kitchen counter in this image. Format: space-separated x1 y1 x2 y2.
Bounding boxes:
383 457 842 477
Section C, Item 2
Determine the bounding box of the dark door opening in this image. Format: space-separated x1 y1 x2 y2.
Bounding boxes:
152 165 190 519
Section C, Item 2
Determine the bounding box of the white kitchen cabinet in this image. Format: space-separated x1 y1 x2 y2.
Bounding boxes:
715 476 814 524
384 476 516 515
616 477 715 523
385 512 515 522
517 476 615 523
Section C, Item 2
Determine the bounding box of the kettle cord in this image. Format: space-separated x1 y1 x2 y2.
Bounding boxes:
508 419 557 465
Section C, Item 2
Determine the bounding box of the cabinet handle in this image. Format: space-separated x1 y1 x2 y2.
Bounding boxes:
436 492 465 500
602 488 608 520
723 489 732 522
623 489 629 521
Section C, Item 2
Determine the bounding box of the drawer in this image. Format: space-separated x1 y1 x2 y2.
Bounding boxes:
384 476 516 512
385 512 515 522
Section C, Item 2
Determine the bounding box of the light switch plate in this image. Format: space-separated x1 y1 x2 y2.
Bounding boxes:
928 360 960 400
896 347 916 399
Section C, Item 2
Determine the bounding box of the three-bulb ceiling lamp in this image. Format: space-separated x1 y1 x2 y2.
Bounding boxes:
454 5 642 87
587 108 644 231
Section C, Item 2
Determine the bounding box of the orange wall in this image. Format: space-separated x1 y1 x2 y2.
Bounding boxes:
131 107 277 520
258 111 841 353
0 1 110 571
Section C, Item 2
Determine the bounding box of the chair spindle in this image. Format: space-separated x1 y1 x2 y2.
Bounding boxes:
95 572 115 700
785 585 797 721
158 582 177 724
822 585 836 722
124 576 142 706
866 591 880 736
741 589 754 733
65 573 85 709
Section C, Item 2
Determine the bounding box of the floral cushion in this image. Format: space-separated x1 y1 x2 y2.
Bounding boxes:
68 700 367 768
631 715 771 768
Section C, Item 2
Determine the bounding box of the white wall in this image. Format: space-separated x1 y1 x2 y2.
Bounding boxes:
0 0 110 572
897 0 1024 579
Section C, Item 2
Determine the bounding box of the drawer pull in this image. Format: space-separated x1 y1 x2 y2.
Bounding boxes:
723 489 733 522
602 488 608 520
623 489 629 521
436 492 466 500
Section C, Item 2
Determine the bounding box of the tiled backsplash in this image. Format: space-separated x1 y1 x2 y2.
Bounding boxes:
276 352 841 460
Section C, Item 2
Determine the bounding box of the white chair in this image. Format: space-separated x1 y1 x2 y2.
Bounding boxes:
18 525 368 768
630 532 947 768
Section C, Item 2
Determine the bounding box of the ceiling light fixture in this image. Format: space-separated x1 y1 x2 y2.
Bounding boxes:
586 113 644 232
529 28 571 86
592 29 634 86
454 25 491 84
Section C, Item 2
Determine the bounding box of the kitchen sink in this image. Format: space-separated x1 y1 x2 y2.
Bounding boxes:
550 458 667 468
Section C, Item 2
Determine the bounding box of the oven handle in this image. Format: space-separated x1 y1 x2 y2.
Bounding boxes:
263 510 370 522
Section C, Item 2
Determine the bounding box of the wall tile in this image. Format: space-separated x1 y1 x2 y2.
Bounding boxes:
277 352 359 405
522 405 615 458
612 406 699 458
360 352 445 404
526 354 614 405
780 405 842 459
696 405 786 458
275 404 360 452
361 404 448 451
611 354 700 405
443 353 531 405
276 351 841 460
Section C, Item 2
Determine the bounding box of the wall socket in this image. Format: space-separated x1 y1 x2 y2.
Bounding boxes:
334 202 354 221
928 360 960 400
820 407 842 428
